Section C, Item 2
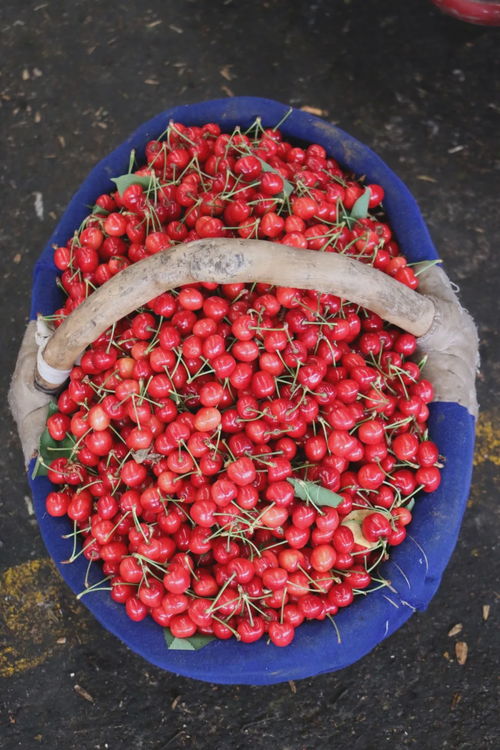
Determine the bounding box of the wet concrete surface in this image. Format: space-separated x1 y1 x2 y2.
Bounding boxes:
0 1 499 748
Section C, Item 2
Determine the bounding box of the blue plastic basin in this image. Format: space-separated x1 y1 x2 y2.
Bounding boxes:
28 97 475 685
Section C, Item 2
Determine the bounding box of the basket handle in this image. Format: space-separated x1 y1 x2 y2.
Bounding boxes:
35 239 435 391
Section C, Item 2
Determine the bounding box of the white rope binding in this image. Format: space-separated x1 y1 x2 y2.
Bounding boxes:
36 345 72 386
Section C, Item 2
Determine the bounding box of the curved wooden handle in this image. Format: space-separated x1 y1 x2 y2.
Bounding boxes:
36 239 436 390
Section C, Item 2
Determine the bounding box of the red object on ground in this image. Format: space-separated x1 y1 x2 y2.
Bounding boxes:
431 0 500 24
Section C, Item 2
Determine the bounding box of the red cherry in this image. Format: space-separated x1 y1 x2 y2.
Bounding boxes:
169 614 197 638
416 440 439 467
392 432 419 462
362 512 391 541
268 622 295 647
416 466 441 492
125 596 148 622
45 491 70 517
226 457 256 487
310 544 336 573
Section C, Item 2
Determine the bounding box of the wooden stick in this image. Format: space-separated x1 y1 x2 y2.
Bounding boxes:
36 239 435 390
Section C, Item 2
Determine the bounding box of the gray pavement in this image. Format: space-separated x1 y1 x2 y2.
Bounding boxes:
1 1 499 748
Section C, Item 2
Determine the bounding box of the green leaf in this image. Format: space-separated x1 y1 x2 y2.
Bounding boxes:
91 204 109 216
33 402 77 477
111 173 156 196
256 157 294 199
47 401 59 417
350 187 371 220
287 477 344 508
164 629 216 650
164 628 175 647
280 179 294 200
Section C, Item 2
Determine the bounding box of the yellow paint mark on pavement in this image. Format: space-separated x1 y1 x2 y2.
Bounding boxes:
0 558 82 678
474 411 500 467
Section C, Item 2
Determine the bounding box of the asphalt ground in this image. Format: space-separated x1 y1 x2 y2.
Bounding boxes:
1 1 499 748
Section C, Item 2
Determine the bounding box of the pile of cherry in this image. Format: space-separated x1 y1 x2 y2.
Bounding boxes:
41 119 441 648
